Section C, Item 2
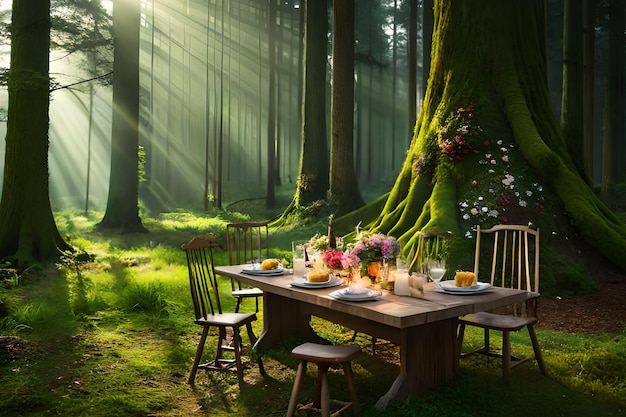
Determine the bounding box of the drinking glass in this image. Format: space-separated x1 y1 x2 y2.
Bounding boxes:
292 243 307 277
395 257 409 272
427 259 446 288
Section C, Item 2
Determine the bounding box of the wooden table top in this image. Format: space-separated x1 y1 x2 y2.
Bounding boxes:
215 265 538 328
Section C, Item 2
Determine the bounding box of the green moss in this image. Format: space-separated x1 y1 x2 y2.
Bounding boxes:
334 192 388 235
423 164 460 236
539 251 595 297
498 45 626 271
388 176 433 236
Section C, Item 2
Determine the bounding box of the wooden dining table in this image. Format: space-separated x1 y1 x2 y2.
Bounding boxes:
214 265 539 408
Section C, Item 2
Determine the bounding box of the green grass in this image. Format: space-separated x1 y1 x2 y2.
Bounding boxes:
0 207 625 416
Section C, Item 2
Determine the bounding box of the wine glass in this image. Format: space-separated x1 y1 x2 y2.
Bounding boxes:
427 259 446 288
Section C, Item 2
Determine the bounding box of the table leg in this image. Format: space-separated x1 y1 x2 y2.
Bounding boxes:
375 317 459 408
253 290 459 408
253 292 326 352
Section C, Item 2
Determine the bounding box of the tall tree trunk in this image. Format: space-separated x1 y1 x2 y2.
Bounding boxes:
561 0 585 177
581 0 595 185
276 1 283 186
355 63 363 178
601 0 625 196
408 0 418 131
292 0 329 209
216 0 225 210
0 0 70 264
99 0 145 232
329 0 363 214
203 1 211 211
257 31 263 185
366 62 373 181
421 0 433 97
391 0 398 170
266 0 277 209
362 0 626 273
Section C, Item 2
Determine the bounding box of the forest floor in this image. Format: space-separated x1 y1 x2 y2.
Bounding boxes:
1 257 622 370
537 250 626 335
0 206 625 417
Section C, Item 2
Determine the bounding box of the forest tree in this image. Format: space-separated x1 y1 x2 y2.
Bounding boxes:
98 0 144 232
0 0 71 265
328 0 364 215
347 0 626 286
272 0 330 224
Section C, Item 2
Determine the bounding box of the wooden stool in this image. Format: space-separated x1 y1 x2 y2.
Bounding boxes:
287 342 362 417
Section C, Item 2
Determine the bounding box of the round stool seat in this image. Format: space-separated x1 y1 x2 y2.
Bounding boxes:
292 342 362 363
287 342 362 417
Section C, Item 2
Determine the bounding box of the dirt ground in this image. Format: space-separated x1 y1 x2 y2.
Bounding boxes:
537 256 626 335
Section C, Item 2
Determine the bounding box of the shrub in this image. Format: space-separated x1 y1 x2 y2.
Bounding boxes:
120 283 169 316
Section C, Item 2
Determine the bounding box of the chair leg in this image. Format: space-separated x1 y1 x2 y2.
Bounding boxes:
245 322 258 345
216 327 227 366
234 296 243 313
232 327 244 387
456 322 466 357
287 360 307 417
482 328 491 353
244 322 266 377
527 325 547 376
312 365 324 409
257 356 266 378
317 365 330 417
343 362 361 415
188 325 209 385
350 331 376 354
502 331 511 381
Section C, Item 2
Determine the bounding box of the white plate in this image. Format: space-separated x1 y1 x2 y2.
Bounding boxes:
439 281 491 293
291 276 342 289
328 288 383 301
241 266 285 276
302 278 332 285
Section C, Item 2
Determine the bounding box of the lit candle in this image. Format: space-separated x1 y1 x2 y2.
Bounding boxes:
394 270 410 296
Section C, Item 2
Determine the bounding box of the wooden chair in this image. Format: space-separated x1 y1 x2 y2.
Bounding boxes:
287 342 361 417
456 225 547 380
182 235 263 387
225 221 269 312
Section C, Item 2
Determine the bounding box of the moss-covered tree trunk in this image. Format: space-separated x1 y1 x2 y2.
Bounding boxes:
0 0 71 265
366 0 626 272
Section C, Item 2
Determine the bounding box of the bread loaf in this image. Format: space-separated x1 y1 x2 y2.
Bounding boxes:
307 271 330 283
261 259 279 270
454 271 475 287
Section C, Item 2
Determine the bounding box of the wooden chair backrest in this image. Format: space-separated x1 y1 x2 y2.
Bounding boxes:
181 235 222 319
226 221 270 265
474 225 540 293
